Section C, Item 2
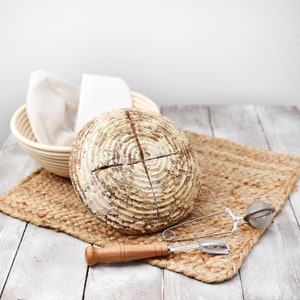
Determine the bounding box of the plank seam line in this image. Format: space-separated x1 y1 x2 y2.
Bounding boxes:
0 222 29 298
254 106 271 150
238 270 246 300
161 269 165 300
288 196 300 230
81 261 90 300
207 107 215 137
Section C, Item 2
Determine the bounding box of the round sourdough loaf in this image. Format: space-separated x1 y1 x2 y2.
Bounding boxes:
70 109 201 234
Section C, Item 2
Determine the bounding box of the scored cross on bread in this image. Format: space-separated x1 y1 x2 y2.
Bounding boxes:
70 109 201 235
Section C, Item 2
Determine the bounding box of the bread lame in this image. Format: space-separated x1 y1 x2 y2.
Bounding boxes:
85 239 230 266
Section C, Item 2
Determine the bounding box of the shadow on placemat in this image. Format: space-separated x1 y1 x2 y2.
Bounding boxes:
1 131 300 283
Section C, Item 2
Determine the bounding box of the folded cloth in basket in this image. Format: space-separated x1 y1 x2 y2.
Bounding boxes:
26 70 80 147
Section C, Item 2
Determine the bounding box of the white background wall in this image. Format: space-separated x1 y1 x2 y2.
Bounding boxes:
0 0 300 146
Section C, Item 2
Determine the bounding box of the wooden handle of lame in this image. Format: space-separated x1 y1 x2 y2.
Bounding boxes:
85 243 169 266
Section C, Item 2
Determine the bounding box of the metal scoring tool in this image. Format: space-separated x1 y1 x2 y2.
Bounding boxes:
162 200 276 242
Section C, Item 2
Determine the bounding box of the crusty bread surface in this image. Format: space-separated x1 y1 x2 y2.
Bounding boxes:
70 109 201 234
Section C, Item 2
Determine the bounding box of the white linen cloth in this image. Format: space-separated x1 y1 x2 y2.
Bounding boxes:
74 74 132 134
26 71 132 147
26 70 80 146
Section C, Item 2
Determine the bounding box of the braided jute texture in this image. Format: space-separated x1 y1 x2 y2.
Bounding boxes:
1 131 300 283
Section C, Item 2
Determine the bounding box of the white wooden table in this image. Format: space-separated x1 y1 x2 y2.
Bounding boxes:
0 105 300 300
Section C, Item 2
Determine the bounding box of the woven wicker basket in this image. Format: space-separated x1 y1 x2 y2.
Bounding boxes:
10 91 160 178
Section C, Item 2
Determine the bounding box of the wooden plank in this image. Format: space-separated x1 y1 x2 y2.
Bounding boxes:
161 105 212 136
209 105 268 148
85 263 163 299
0 135 38 294
0 214 27 295
256 106 300 222
244 105 300 300
164 272 243 300
210 105 300 299
240 201 300 300
162 106 244 299
0 136 88 299
1 224 88 300
256 106 300 156
0 135 38 193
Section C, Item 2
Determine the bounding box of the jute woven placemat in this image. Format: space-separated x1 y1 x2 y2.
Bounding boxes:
1 131 300 283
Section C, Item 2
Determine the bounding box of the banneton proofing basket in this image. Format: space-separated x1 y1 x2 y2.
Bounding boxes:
10 91 160 178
